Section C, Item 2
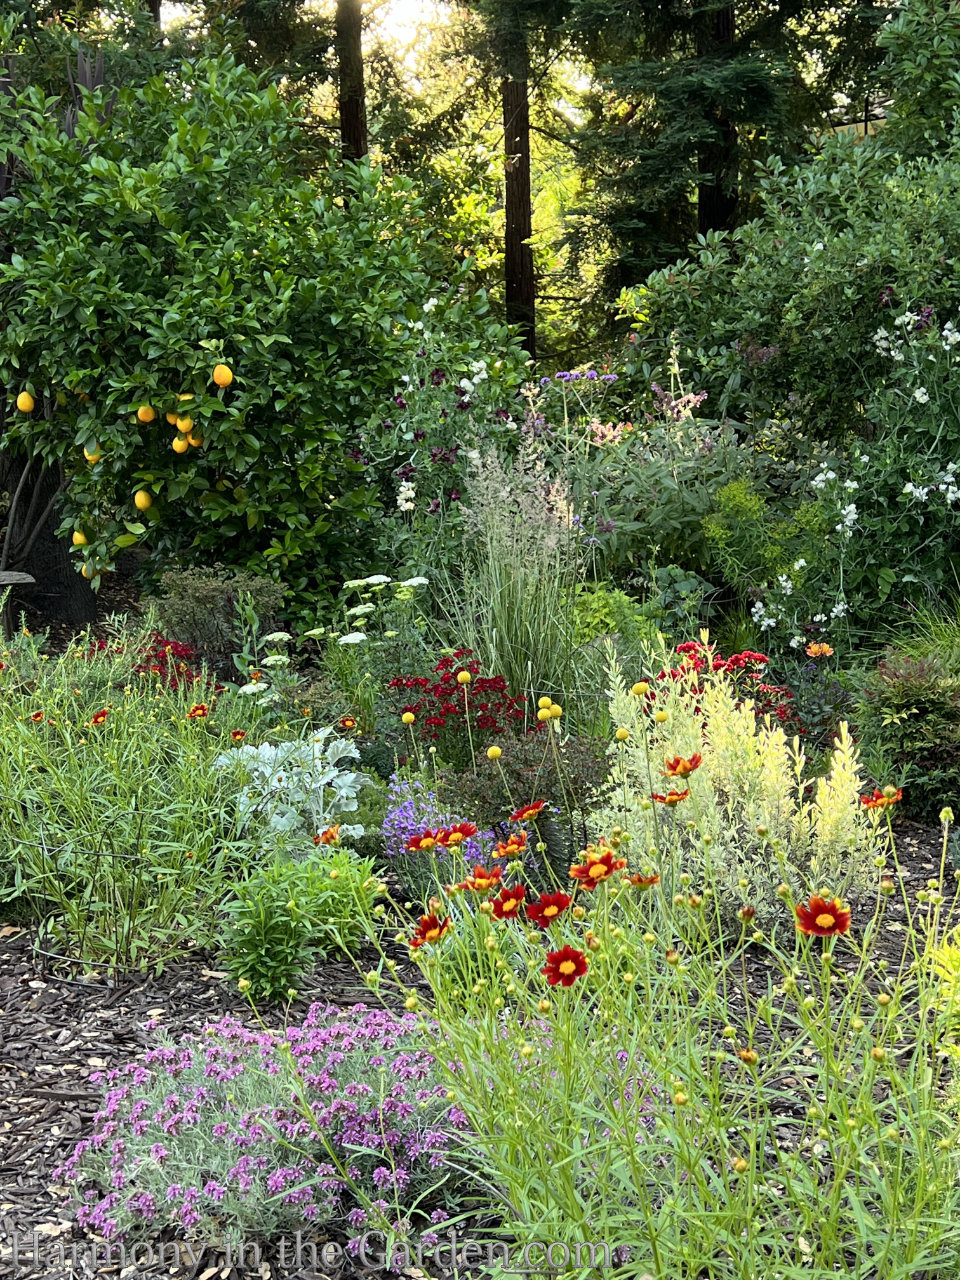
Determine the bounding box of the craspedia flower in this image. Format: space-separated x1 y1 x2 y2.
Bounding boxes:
491 885 527 920
486 745 502 760
631 681 649 696
651 789 690 807
662 753 702 778
230 729 247 741
615 728 630 742
456 670 471 685
402 712 416 725
542 945 588 987
525 891 572 926
409 914 451 949
861 787 902 810
569 845 627 889
186 703 209 719
795 894 851 937
510 800 546 823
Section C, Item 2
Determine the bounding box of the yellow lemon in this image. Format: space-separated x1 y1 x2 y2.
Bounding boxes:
177 392 194 402
213 363 233 387
81 563 95 580
172 436 189 454
72 530 88 547
137 405 156 423
177 415 193 433
83 446 102 463
16 391 35 413
165 411 178 425
134 490 152 511
187 433 203 448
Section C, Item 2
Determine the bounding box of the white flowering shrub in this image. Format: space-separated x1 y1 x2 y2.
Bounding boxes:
213 728 369 841
592 642 882 928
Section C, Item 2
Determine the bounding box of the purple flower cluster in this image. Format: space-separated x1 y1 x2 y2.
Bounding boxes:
382 777 494 899
54 1005 465 1246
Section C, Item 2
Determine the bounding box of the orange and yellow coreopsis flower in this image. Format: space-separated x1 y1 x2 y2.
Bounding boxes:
861 787 902 810
651 789 690 807
510 800 546 823
496 831 528 859
662 754 702 778
456 865 504 893
569 844 627 889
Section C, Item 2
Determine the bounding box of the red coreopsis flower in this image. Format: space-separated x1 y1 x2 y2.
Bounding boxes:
444 822 479 846
458 865 504 892
491 885 527 920
569 845 627 889
795 895 851 937
30 710 44 722
651 789 690 807
496 831 528 859
861 788 903 810
662 753 702 778
542 945 588 987
339 715 357 730
525 891 571 926
90 708 109 726
510 800 546 823
409 914 451 949
187 703 209 719
407 829 447 852
231 729 247 741
625 873 661 891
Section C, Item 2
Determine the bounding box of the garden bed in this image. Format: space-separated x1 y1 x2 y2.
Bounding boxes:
0 818 949 1280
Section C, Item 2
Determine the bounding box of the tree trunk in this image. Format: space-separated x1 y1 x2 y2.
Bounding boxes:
335 0 368 161
502 68 536 362
697 3 738 236
0 449 97 626
145 0 161 21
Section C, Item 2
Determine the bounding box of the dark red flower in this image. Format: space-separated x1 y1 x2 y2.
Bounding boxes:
339 716 357 730
231 729 247 741
542 945 588 987
525 891 571 926
569 845 627 888
491 885 527 920
90 708 109 726
795 895 851 937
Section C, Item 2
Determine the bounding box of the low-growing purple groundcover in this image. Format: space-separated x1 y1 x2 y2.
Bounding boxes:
54 1003 469 1250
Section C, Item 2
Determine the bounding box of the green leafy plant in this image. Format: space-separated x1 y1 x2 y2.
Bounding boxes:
152 564 286 663
220 849 382 1001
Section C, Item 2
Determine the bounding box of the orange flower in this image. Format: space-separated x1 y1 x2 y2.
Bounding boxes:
542 945 588 987
651 789 690 807
491 885 527 920
444 822 479 846
510 800 546 823
457 865 503 892
317 825 340 845
805 642 834 658
90 708 109 726
409 914 451 949
187 703 208 719
625 873 660 891
861 787 902 810
231 729 247 741
662 753 702 778
249 671 262 682
795 894 851 937
496 831 528 859
569 845 627 889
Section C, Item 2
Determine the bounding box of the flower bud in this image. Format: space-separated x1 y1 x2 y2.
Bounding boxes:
880 878 895 896
870 1046 886 1062
732 1157 748 1175
665 948 680 966
877 993 892 1007
738 1048 759 1067
238 978 252 992
941 807 955 825
538 999 551 1013
673 1091 688 1106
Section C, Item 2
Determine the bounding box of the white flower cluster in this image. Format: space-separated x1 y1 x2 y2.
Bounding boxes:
914 386 930 404
829 601 848 619
750 599 778 632
811 469 837 490
902 461 960 505
943 320 960 349
835 502 858 536
397 481 416 512
459 359 489 397
872 327 904 362
777 573 794 597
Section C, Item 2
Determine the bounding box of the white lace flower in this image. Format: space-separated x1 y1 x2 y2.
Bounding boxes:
914 387 930 404
337 633 368 645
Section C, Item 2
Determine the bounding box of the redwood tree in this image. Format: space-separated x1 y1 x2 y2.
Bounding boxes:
335 0 367 160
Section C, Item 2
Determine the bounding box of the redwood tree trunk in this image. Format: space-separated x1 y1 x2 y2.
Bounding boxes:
335 0 368 161
502 69 536 361
697 3 738 236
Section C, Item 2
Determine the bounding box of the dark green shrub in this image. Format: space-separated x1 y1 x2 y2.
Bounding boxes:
855 652 960 820
151 563 286 660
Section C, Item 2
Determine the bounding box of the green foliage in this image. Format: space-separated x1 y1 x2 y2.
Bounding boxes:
856 650 960 821
220 848 381 1002
0 41 510 618
152 564 286 662
571 582 654 650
